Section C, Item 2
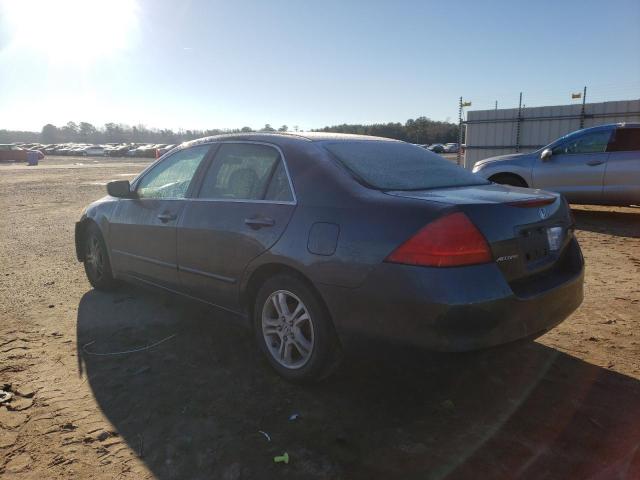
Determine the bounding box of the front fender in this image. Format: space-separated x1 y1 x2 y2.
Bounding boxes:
74 196 118 261
474 159 534 186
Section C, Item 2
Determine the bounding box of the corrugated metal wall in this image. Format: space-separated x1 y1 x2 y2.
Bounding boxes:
464 99 640 169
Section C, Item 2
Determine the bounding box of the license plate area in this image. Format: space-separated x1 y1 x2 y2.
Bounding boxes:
519 226 550 264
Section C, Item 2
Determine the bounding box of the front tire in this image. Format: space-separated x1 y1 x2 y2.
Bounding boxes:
83 223 118 291
254 274 341 382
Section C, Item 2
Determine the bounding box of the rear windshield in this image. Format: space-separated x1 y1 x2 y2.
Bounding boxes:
322 141 488 191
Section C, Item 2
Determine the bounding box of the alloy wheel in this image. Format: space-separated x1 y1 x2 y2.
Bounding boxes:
262 290 314 369
85 235 104 281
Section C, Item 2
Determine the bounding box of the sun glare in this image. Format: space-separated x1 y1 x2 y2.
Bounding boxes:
1 0 138 62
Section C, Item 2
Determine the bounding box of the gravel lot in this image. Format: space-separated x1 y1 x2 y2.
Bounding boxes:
1 156 639 479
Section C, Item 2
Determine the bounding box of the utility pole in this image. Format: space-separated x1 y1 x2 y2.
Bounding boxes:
495 100 498 111
457 97 463 166
457 97 472 166
515 92 523 153
580 86 587 129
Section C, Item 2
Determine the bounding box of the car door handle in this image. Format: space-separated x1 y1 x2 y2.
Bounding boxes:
244 217 275 229
157 212 178 223
586 160 604 166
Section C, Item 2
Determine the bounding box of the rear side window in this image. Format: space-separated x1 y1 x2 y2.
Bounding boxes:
608 128 640 152
198 143 293 201
322 141 487 191
264 161 294 202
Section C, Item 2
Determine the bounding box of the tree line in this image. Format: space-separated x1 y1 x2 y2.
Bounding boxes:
315 117 458 144
0 122 293 145
38 122 268 144
0 116 458 145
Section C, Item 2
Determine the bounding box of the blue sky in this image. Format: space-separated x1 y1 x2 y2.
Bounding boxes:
1 0 639 132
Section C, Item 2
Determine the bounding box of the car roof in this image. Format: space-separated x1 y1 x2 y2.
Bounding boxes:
182 131 401 149
581 122 640 132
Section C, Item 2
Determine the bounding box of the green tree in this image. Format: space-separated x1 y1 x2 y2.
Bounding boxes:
261 124 275 132
41 124 59 143
278 125 288 132
103 123 121 142
61 121 79 141
78 122 97 142
315 117 458 143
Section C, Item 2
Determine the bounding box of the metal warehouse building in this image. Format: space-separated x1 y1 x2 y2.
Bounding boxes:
463 99 640 169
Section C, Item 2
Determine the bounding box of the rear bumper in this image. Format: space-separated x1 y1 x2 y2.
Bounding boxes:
318 238 584 351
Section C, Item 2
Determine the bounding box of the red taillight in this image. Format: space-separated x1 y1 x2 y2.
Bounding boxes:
385 212 492 267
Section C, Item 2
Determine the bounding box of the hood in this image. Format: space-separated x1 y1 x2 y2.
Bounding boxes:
474 152 535 169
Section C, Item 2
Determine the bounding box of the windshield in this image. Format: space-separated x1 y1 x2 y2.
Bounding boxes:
323 140 488 190
547 129 587 149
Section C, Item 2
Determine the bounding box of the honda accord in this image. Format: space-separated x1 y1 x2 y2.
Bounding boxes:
75 133 584 381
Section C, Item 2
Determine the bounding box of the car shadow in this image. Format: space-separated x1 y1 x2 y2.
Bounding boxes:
572 206 640 238
77 287 640 480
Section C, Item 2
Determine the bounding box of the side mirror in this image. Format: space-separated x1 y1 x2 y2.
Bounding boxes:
541 148 553 161
107 180 135 198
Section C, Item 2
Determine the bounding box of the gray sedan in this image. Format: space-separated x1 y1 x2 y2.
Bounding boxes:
76 133 584 382
472 123 640 206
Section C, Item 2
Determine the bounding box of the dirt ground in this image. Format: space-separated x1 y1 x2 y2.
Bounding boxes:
1 156 639 479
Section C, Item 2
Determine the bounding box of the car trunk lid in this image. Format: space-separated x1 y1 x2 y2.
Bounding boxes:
385 184 574 282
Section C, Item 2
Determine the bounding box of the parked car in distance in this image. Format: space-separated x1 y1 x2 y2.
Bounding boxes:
156 144 177 157
84 145 106 156
443 143 460 153
76 133 584 382
55 145 74 155
428 143 445 153
69 145 89 155
472 123 640 206
43 145 58 154
0 144 44 162
126 146 142 156
126 144 158 157
105 144 134 156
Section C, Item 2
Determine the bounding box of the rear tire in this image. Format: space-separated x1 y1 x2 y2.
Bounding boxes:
254 274 341 382
83 223 118 291
490 173 528 187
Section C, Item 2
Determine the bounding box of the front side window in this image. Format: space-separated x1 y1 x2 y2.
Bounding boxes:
136 145 210 199
198 143 293 201
552 130 612 155
607 128 640 152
